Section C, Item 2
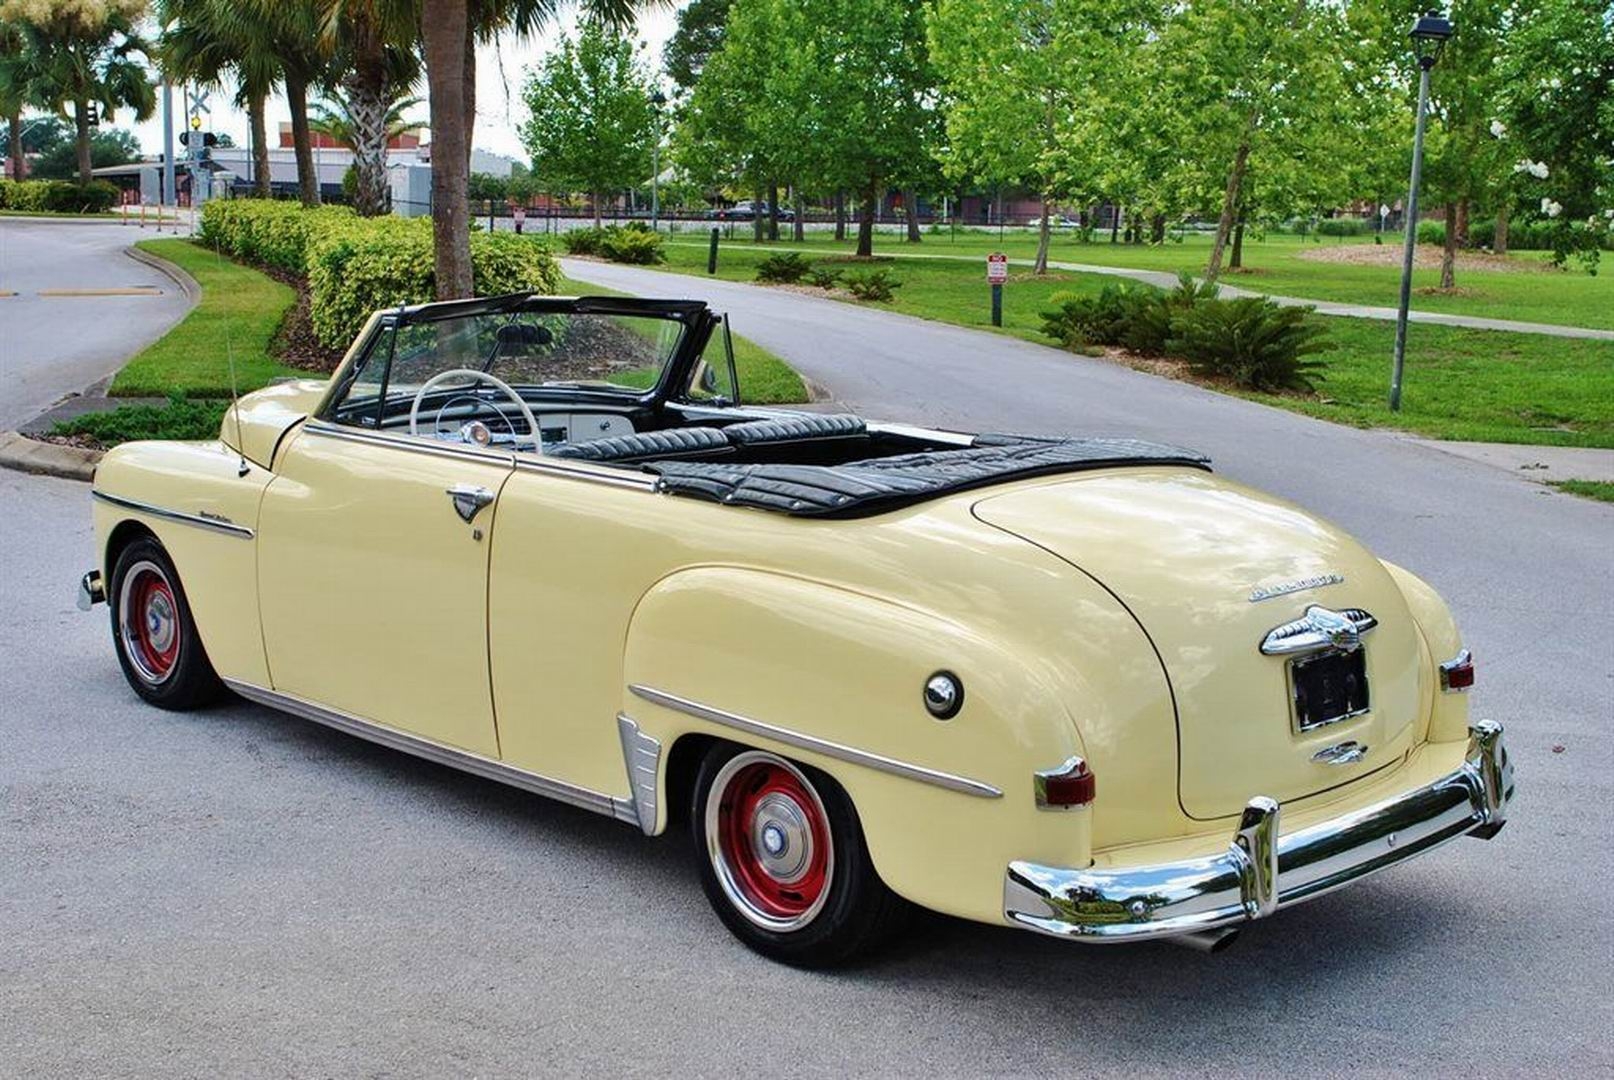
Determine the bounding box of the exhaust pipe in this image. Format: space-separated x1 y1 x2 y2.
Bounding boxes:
1169 927 1242 953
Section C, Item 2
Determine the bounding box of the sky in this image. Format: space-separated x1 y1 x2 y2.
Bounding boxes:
123 6 684 164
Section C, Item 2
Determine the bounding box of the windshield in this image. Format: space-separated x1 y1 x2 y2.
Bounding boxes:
330 309 686 426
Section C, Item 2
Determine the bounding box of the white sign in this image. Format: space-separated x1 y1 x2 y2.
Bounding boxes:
987 252 1009 284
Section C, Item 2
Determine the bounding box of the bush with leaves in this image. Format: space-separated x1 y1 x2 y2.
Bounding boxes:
755 251 812 283
200 199 356 273
1166 297 1328 391
0 178 119 213
562 226 609 255
1120 273 1220 356
804 266 842 290
1039 283 1151 348
0 178 58 211
52 393 229 448
844 268 902 302
598 225 665 265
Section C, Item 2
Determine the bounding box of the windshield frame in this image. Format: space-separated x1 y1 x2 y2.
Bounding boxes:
317 293 720 426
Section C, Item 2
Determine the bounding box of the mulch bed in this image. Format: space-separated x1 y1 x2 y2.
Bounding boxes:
261 264 347 373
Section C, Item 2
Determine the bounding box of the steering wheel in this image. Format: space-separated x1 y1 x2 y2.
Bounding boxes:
409 368 543 454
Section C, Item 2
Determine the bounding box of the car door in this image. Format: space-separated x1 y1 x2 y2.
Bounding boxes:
256 423 511 758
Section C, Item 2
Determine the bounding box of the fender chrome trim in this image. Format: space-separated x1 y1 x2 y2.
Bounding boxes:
1004 721 1513 943
224 679 639 825
91 490 255 540
617 714 663 835
627 684 1002 799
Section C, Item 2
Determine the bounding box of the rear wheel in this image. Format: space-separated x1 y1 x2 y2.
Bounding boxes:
691 743 907 967
109 537 224 709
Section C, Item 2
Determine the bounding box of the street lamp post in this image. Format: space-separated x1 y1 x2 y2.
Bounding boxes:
1389 10 1454 412
650 90 667 232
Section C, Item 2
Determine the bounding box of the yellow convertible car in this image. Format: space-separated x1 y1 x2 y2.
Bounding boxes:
80 294 1513 965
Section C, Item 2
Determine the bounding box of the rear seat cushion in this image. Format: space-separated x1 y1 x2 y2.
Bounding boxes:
548 426 731 463
723 413 867 445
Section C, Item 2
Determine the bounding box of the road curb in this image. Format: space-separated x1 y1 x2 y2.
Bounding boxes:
0 431 100 482
125 244 201 302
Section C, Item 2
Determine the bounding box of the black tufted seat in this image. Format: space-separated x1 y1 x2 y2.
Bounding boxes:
548 426 732 463
724 413 867 446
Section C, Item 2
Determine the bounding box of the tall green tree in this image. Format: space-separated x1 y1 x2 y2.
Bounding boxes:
0 0 156 184
313 0 419 215
664 0 730 93
519 22 656 228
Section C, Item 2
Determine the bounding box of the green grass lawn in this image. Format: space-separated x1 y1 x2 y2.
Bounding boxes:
111 239 299 397
662 228 1614 331
631 242 1614 448
1550 480 1614 503
558 273 807 404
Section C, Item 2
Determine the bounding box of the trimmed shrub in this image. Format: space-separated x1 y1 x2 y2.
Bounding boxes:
200 198 356 273
40 180 120 213
307 220 561 347
562 226 609 255
1416 220 1446 246
0 178 80 212
755 251 812 284
804 266 842 289
844 267 901 301
1166 297 1328 391
1316 217 1371 237
598 224 665 265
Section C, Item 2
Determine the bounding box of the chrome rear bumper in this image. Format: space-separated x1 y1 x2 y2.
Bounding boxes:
1004 721 1512 943
77 569 105 611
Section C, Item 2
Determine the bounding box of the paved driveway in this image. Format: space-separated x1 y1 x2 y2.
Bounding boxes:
2 263 1610 1074
0 220 193 430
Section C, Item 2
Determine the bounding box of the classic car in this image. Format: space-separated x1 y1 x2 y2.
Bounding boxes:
79 293 1513 966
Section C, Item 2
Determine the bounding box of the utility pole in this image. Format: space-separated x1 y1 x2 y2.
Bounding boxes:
161 82 175 210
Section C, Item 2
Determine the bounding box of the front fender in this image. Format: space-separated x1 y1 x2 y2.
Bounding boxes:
620 566 1090 923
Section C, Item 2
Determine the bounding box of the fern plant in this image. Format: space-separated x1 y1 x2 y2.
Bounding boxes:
1122 272 1220 356
804 266 842 289
844 268 902 301
755 251 812 284
1166 297 1329 391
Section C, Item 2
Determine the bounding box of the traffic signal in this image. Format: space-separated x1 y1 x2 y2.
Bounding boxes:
178 131 218 148
84 103 99 127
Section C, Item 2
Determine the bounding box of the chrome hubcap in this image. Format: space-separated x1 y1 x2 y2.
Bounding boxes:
705 751 834 932
118 559 180 685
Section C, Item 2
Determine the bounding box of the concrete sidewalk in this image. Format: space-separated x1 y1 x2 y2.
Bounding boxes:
1404 439 1614 484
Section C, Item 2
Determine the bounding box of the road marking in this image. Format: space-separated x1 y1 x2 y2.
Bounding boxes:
37 287 164 297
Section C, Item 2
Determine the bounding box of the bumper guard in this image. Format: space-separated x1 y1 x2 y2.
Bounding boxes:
1004 721 1513 943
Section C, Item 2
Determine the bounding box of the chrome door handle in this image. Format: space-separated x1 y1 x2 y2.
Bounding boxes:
446 484 495 523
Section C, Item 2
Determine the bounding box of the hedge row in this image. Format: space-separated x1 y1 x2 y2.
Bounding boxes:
200 199 563 347
0 178 121 213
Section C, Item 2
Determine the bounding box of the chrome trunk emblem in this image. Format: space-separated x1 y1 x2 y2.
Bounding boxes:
1261 605 1378 656
1248 573 1344 603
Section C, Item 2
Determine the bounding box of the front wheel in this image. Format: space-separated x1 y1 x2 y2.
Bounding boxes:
691 743 907 967
109 536 224 710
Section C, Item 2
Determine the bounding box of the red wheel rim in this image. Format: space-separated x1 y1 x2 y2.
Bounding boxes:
119 563 180 684
707 754 833 930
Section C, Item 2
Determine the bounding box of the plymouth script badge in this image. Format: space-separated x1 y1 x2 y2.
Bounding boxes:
1248 572 1345 604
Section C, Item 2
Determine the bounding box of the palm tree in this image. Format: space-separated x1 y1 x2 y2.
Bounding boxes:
159 0 282 197
316 0 419 216
0 18 42 181
4 1 156 184
309 92 423 148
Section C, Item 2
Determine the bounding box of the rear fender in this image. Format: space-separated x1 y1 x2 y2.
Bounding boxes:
620 566 1089 923
1382 561 1471 744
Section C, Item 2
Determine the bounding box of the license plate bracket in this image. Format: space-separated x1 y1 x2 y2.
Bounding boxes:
1290 648 1369 732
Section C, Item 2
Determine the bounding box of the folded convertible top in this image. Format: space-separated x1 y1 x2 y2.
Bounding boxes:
645 435 1211 517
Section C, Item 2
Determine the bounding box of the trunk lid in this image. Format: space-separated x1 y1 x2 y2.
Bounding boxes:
974 467 1421 820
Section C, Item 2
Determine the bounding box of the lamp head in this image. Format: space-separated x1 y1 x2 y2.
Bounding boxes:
1410 10 1454 70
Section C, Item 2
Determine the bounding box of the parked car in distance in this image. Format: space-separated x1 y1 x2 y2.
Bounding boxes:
707 200 794 222
80 293 1513 967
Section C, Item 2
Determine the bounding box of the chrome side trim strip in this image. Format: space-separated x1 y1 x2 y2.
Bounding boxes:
616 714 664 835
303 419 659 492
91 490 255 539
224 679 639 824
627 684 1002 799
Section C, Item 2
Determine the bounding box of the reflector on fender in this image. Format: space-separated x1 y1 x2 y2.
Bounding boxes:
1034 756 1095 809
1440 649 1475 692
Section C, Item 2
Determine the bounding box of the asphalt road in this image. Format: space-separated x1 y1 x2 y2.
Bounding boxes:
3 259 1611 1075
0 221 192 431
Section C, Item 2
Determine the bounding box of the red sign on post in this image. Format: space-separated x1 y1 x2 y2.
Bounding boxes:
986 252 1009 284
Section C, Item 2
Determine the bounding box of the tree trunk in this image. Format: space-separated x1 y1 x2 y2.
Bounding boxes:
462 23 477 166
592 191 601 229
833 190 845 241
1034 192 1051 274
424 0 474 300
767 181 779 241
75 97 93 185
856 182 876 257
1150 213 1166 244
1493 203 1509 254
1109 203 1119 244
904 188 920 242
285 73 320 206
7 111 22 181
248 91 271 197
1455 197 1469 248
1230 211 1246 270
343 25 392 217
1205 140 1252 282
1439 201 1457 289
753 183 764 241
992 187 1003 226
792 185 804 242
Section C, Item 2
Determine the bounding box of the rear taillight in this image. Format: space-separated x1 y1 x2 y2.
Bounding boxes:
1034 756 1095 809
1440 649 1474 692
